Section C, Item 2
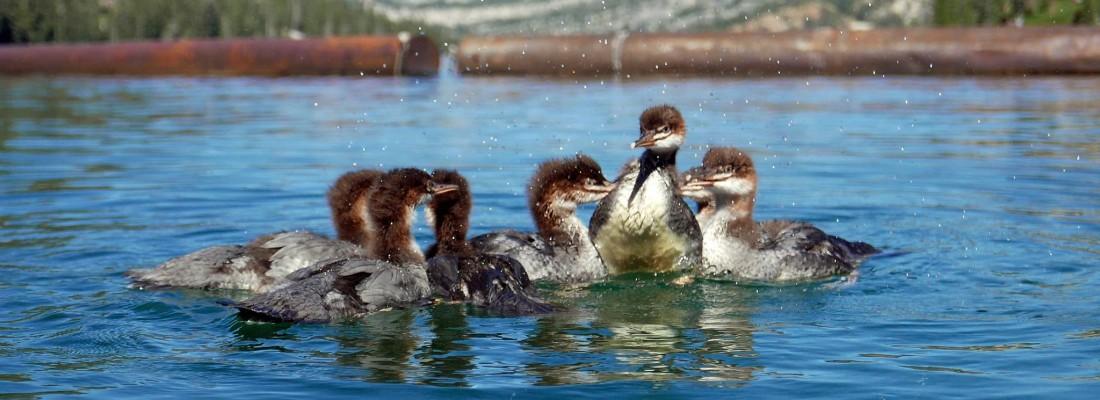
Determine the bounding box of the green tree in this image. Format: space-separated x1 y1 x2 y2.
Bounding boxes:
0 0 452 45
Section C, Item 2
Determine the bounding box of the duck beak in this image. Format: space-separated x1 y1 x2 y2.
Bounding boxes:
678 180 711 194
631 131 662 149
428 182 459 195
584 180 616 194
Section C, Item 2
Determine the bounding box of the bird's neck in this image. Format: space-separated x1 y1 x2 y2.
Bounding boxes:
714 192 758 244
328 171 381 246
370 204 424 264
433 209 473 256
641 148 678 173
695 199 715 227
332 194 369 245
532 195 586 246
629 149 678 203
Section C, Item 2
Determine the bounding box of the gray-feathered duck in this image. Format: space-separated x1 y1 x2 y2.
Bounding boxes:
680 147 878 282
589 105 703 274
126 169 384 292
234 168 453 323
425 169 555 315
470 155 615 284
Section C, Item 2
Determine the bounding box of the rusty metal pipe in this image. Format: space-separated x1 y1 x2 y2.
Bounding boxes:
457 34 620 76
0 35 439 76
457 27 1100 77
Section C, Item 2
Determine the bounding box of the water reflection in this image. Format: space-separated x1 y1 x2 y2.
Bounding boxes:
417 304 474 387
694 284 759 383
228 319 296 344
520 277 760 385
224 278 765 387
333 310 419 383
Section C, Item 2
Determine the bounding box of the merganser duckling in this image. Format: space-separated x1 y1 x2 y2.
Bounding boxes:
589 105 703 274
234 168 453 323
680 147 878 281
424 169 554 315
125 169 383 292
469 155 615 284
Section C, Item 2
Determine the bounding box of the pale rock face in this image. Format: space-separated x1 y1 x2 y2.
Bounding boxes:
368 0 931 35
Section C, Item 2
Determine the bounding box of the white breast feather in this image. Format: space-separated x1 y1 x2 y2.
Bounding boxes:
596 171 690 273
700 213 828 282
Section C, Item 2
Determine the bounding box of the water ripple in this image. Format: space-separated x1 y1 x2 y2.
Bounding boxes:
0 76 1097 397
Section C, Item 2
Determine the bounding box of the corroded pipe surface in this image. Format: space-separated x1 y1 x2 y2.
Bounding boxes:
457 34 619 75
457 27 1100 77
0 35 439 76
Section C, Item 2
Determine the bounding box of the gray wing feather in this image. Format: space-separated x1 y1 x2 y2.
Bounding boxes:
126 245 263 291
588 191 616 239
235 268 350 323
128 231 365 293
665 185 703 266
470 230 557 281
264 232 364 279
355 263 431 313
702 219 872 282
759 220 878 264
235 258 428 323
759 220 827 251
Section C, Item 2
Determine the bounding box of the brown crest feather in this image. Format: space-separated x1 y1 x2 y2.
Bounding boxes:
639 104 685 134
327 169 382 245
429 169 473 256
368 168 432 264
527 154 608 243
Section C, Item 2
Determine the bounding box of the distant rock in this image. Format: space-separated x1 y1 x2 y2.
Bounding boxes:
364 0 931 36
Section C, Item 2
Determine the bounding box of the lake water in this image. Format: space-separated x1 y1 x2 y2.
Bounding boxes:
1 74 1097 398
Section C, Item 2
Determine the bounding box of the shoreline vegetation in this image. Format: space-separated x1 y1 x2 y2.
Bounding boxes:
0 0 451 45
0 0 1097 47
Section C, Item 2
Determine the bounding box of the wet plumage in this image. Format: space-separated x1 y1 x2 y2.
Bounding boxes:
426 169 554 315
470 155 614 284
236 168 553 323
127 231 365 292
590 105 703 274
327 168 383 246
126 169 382 292
681 147 877 282
234 168 440 323
235 257 431 323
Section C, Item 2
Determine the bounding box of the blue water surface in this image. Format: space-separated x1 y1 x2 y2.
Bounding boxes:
0 74 1097 398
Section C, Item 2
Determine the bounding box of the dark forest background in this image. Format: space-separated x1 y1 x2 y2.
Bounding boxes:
0 0 447 44
1 0 1097 45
